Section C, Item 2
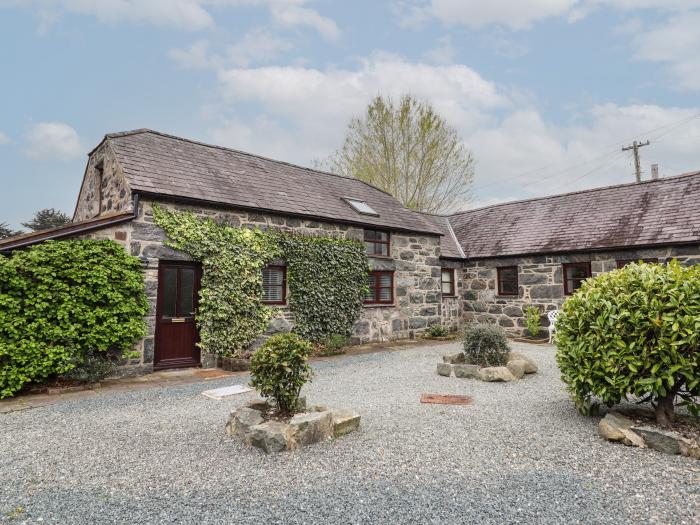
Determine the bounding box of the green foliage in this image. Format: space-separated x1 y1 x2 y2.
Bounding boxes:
320 94 475 214
462 323 510 367
22 208 70 231
277 232 368 343
426 324 450 337
153 206 369 353
556 261 700 419
525 305 542 338
315 333 351 356
0 240 148 398
250 333 313 415
60 349 118 384
153 205 280 357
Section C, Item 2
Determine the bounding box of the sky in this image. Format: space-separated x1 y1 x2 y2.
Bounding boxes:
2 0 700 229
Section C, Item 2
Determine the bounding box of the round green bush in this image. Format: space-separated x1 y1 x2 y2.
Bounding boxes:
0 240 148 398
250 333 313 416
556 261 700 425
462 323 510 367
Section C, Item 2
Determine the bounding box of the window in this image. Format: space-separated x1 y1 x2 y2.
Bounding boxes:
616 258 658 269
343 197 379 216
365 271 394 304
364 229 390 257
497 266 518 296
441 268 456 296
563 262 591 295
262 266 286 304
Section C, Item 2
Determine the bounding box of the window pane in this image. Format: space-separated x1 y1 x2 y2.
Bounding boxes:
441 269 453 283
376 231 388 241
263 268 284 302
442 282 452 294
377 243 388 256
501 280 518 294
364 230 376 241
566 266 589 279
162 267 177 317
179 268 195 316
500 268 517 282
365 273 376 302
379 273 392 287
379 287 391 301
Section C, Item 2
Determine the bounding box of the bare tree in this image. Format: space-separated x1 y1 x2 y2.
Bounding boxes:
321 95 474 214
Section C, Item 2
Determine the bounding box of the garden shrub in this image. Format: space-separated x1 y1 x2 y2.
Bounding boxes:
0 240 148 398
314 333 351 356
426 324 450 337
525 305 541 338
556 261 700 426
250 333 313 415
462 323 510 367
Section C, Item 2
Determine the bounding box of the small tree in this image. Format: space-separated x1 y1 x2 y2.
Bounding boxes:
463 323 510 367
556 261 700 427
525 306 541 338
321 94 475 214
22 208 70 231
250 333 313 416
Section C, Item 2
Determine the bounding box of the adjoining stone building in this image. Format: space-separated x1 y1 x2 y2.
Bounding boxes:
2 128 699 370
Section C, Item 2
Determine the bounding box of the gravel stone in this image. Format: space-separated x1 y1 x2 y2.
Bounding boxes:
1 342 698 523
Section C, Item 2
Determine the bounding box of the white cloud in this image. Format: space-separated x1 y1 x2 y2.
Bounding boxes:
169 40 215 69
226 28 293 66
0 131 9 145
422 36 455 64
268 0 340 41
24 122 83 161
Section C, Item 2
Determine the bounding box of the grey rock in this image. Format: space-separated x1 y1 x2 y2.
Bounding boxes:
478 367 516 382
247 421 291 453
266 316 292 334
506 360 526 379
244 398 272 412
598 413 645 447
289 411 333 447
633 426 681 455
437 363 453 377
226 407 264 440
454 364 481 378
331 409 361 437
508 352 538 374
442 353 465 364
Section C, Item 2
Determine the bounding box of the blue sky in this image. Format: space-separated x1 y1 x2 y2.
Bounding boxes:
2 1 700 229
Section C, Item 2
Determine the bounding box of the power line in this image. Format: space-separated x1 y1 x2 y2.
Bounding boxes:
622 140 650 183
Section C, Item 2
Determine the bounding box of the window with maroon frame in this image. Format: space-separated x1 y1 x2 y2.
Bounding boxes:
441 268 456 296
262 266 286 304
616 258 658 269
563 262 591 295
364 229 390 257
497 266 518 296
365 271 394 304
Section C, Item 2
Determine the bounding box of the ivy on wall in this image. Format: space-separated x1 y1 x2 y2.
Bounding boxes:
152 205 368 355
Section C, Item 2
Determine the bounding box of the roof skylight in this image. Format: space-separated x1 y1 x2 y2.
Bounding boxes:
343 197 379 216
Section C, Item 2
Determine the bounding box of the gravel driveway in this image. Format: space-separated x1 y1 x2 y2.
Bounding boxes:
2 342 698 524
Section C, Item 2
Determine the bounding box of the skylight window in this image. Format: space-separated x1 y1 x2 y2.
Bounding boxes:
343 197 379 216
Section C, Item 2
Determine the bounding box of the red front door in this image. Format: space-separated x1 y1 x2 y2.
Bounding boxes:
154 261 201 370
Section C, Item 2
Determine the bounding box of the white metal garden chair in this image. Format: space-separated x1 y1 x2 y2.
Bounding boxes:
547 309 560 344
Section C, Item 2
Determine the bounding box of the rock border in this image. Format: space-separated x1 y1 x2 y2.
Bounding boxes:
599 411 700 459
437 351 538 382
226 397 361 453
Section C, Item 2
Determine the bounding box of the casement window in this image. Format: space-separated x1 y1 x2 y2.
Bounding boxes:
441 268 456 296
364 229 390 257
563 262 591 295
365 271 394 304
262 266 286 304
616 258 658 269
497 266 519 296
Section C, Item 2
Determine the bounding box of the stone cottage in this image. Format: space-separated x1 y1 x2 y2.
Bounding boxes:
2 128 699 371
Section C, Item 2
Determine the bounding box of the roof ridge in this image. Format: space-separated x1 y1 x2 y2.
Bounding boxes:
448 170 700 217
105 128 398 199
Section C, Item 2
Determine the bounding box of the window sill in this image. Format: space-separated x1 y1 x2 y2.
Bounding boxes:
441 295 458 299
363 303 396 308
368 255 393 260
263 303 287 307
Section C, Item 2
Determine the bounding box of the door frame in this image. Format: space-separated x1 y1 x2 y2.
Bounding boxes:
154 260 202 370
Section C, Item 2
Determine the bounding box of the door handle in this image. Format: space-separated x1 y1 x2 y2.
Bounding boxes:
171 318 186 323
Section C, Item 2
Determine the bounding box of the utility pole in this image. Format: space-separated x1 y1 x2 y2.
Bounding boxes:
622 140 650 183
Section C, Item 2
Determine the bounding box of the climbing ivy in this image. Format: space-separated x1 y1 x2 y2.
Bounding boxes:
277 232 368 342
152 205 280 356
152 205 368 354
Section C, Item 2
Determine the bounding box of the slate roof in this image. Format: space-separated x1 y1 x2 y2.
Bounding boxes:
420 213 465 259
447 171 700 259
101 129 441 235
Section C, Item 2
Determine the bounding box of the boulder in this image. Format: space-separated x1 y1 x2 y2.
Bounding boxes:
244 398 272 412
633 426 681 455
225 407 264 439
506 360 526 379
478 367 516 382
598 412 645 447
331 409 361 437
453 364 480 379
247 421 292 453
508 352 538 374
437 363 453 377
442 353 465 364
679 437 700 460
289 411 333 447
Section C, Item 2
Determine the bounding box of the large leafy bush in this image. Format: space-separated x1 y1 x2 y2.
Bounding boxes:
556 261 700 426
250 333 313 415
463 323 510 366
0 240 148 398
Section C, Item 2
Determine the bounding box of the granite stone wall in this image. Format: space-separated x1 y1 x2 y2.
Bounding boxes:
73 141 131 221
463 245 700 336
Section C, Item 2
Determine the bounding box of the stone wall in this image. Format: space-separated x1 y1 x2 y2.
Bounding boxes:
440 260 464 332
463 245 700 336
73 141 131 221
